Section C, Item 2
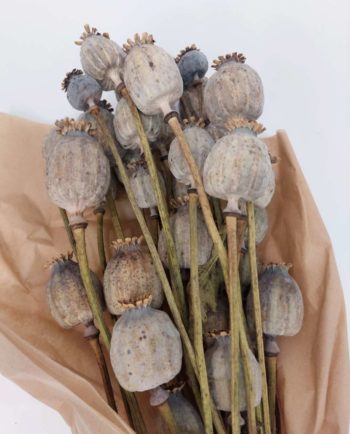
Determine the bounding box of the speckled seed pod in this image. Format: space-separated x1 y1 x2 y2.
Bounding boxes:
168 118 214 188
76 25 125 91
203 119 273 214
123 33 183 116
158 196 213 268
62 69 102 112
173 180 189 197
45 119 110 224
204 53 264 126
246 264 304 337
110 301 183 392
205 332 262 412
128 159 165 211
79 100 126 166
176 45 208 89
239 201 269 245
46 253 104 328
103 237 163 315
113 97 163 150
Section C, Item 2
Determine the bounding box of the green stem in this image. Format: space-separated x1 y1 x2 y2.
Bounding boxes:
93 111 226 434
105 189 124 239
247 202 271 434
266 355 277 434
189 191 213 434
121 87 187 321
158 402 180 434
59 208 77 258
225 215 240 434
94 208 107 271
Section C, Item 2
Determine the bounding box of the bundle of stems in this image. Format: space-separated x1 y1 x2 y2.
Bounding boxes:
56 85 272 434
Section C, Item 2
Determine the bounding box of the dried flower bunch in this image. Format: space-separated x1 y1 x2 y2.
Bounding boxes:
42 23 304 434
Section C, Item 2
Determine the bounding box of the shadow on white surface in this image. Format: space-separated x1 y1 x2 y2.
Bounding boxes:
0 375 71 434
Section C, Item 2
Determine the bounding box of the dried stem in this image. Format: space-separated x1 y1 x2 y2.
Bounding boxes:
247 202 271 434
121 87 187 321
167 116 228 284
105 189 124 239
266 355 277 434
158 401 180 434
95 208 107 271
189 191 213 434
85 324 117 411
73 226 146 433
93 111 226 434
59 208 77 258
225 215 240 434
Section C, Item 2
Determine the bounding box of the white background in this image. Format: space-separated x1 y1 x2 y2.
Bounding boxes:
0 0 349 432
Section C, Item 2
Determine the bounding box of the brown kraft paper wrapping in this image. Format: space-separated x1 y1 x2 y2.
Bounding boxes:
0 112 349 434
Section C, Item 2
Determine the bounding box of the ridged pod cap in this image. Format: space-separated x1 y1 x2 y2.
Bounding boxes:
46 253 104 328
62 69 102 112
158 197 213 269
103 237 163 315
76 25 125 91
110 304 183 392
45 119 110 224
176 44 208 89
203 120 272 214
204 53 264 126
246 263 304 336
168 118 214 188
113 97 163 150
205 333 262 412
123 33 183 116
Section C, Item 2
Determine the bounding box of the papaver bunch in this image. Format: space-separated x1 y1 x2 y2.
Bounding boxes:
42 24 304 434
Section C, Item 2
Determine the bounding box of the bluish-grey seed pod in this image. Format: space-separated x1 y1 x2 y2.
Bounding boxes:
176 45 208 89
62 69 102 112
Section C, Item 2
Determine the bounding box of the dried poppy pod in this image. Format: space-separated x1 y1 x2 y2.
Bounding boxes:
205 331 262 412
203 119 273 214
113 97 163 151
79 100 126 166
173 180 188 197
127 157 165 214
110 297 183 392
246 263 304 344
239 201 269 245
45 119 110 225
76 24 125 91
61 69 102 112
204 53 264 126
153 383 204 434
254 169 275 208
176 44 208 90
205 123 228 141
46 253 104 328
180 78 208 121
103 236 163 315
168 118 214 188
158 196 213 269
123 33 183 116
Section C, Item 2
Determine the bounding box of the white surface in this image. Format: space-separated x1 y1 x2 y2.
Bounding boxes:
0 0 349 432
